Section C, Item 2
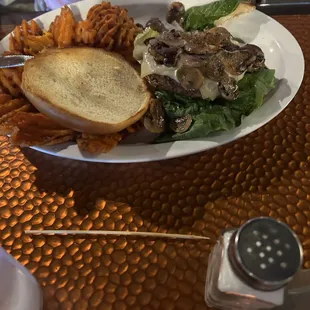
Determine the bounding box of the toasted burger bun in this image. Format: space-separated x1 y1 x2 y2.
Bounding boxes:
22 48 151 134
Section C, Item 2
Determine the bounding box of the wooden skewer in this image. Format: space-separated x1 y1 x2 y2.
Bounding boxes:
25 230 210 241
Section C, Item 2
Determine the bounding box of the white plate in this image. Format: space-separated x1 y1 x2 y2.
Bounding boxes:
0 0 304 163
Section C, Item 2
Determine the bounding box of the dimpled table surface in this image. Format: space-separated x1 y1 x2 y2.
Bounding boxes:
1 14 310 310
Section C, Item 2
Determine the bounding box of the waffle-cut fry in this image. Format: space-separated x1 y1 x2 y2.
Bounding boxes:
0 94 12 105
9 111 71 130
75 20 97 45
49 6 76 48
77 132 123 154
7 112 75 147
0 98 28 116
86 2 141 52
0 68 23 97
0 105 32 135
10 127 74 147
9 32 22 54
0 85 6 95
9 19 43 54
0 98 32 134
2 67 22 86
23 32 55 55
87 2 113 19
26 20 42 36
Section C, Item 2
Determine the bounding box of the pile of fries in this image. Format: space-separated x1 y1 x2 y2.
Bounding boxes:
0 2 142 154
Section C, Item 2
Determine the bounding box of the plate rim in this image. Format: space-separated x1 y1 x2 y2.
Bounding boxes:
0 0 305 163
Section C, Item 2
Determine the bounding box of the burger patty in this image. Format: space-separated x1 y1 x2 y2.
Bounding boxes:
146 74 202 98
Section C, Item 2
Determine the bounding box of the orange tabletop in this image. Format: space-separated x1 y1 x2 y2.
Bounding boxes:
0 13 310 310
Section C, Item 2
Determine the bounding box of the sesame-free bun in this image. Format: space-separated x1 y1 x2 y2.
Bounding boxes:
22 47 151 134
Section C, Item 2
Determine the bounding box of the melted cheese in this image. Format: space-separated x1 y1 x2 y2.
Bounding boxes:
133 28 160 61
133 44 148 62
141 52 178 81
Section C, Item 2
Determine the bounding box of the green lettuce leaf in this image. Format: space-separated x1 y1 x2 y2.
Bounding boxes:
155 91 211 118
156 68 276 142
184 0 240 31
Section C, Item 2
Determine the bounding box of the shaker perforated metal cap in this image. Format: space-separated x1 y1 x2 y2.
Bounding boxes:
228 217 303 291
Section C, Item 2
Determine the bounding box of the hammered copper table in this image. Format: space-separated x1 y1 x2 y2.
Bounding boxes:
0 14 310 310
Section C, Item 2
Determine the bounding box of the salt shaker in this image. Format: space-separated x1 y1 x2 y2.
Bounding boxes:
205 217 303 310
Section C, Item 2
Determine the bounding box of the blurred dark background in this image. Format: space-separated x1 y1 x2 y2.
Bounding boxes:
0 0 41 38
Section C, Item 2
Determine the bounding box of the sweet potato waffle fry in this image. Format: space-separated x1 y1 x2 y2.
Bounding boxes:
9 20 54 55
0 95 32 134
76 121 143 154
49 6 76 48
76 133 123 154
0 93 12 105
86 2 141 52
75 20 97 45
23 32 55 55
8 112 75 147
9 20 41 54
0 95 74 147
4 20 55 97
0 67 23 97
